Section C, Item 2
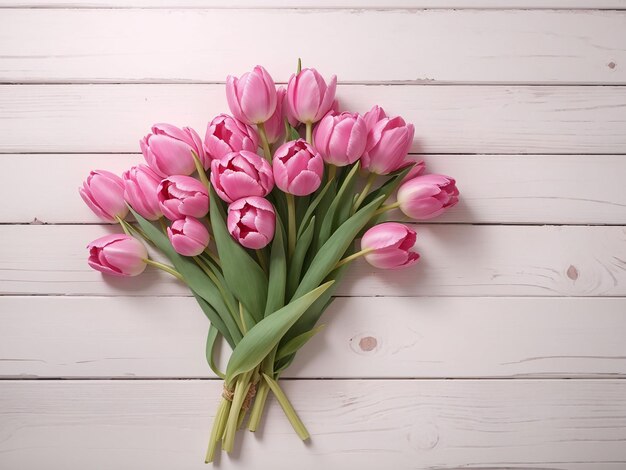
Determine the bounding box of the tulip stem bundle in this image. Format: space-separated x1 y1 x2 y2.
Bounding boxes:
79 61 459 464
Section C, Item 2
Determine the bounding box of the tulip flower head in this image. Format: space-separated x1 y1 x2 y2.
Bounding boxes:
263 87 287 145
204 114 259 162
167 216 210 257
122 164 162 221
226 65 277 125
397 174 459 220
211 150 274 203
313 112 368 167
360 223 420 270
227 197 276 250
141 123 208 177
157 175 209 221
287 68 337 124
87 234 148 277
79 169 129 223
272 139 324 196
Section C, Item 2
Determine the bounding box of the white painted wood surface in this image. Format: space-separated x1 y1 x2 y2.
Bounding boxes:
1 3 625 469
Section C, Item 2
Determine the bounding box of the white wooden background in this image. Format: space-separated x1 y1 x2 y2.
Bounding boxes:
1 2 626 469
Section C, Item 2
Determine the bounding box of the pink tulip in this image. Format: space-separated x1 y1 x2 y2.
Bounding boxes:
362 108 415 175
227 197 275 249
226 65 277 125
210 151 274 203
79 170 128 223
397 174 459 220
140 123 207 177
287 68 337 124
157 175 209 221
87 234 147 277
313 112 367 167
403 160 426 181
361 223 419 270
263 87 286 145
167 216 210 257
204 114 259 161
273 139 324 196
122 165 162 221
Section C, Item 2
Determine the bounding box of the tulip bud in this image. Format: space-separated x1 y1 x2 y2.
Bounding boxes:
122 164 162 221
362 107 415 175
79 169 128 223
263 87 286 145
204 114 259 161
272 139 324 196
167 216 210 257
87 234 147 277
313 112 367 167
227 197 275 249
397 174 459 220
210 150 274 203
157 175 209 221
287 68 337 124
226 65 277 125
361 223 419 270
140 123 207 177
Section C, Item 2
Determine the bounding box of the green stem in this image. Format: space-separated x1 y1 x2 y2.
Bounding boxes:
239 302 248 334
353 173 377 212
257 122 273 162
373 201 401 217
116 215 131 235
205 397 231 463
327 164 337 182
158 218 168 234
247 380 269 432
143 259 184 280
256 249 268 273
262 373 309 440
305 122 313 144
204 248 221 268
191 150 210 189
222 372 253 452
286 194 297 258
334 248 374 270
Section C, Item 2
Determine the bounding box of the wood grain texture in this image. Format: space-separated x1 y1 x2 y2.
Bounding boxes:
2 1 626 8
5 153 626 225
1 379 626 469
2 85 626 154
2 224 625 297
2 296 626 379
0 9 625 84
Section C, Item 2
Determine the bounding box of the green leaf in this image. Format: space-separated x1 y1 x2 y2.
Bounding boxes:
297 178 333 239
362 165 413 208
209 189 268 322
225 281 334 384
275 324 325 361
130 207 242 346
206 324 225 378
264 215 287 317
292 195 386 301
287 124 300 141
287 215 315 300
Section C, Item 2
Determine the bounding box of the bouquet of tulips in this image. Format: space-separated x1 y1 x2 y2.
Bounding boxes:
79 61 459 462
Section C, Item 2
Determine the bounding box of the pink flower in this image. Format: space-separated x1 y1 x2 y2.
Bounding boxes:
362 107 415 175
226 65 277 125
122 165 162 221
362 105 388 131
140 124 207 177
227 197 276 249
402 160 426 182
273 139 323 196
204 114 259 161
79 170 128 223
287 68 337 124
361 223 419 270
167 217 210 257
87 234 147 277
397 174 459 220
263 87 286 145
210 151 274 203
157 175 209 221
313 112 367 167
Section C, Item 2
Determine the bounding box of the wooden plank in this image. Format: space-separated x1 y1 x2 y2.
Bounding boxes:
2 85 626 154
1 224 625 297
4 153 626 225
2 1 626 8
0 10 625 84
2 296 625 379
1 379 625 469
